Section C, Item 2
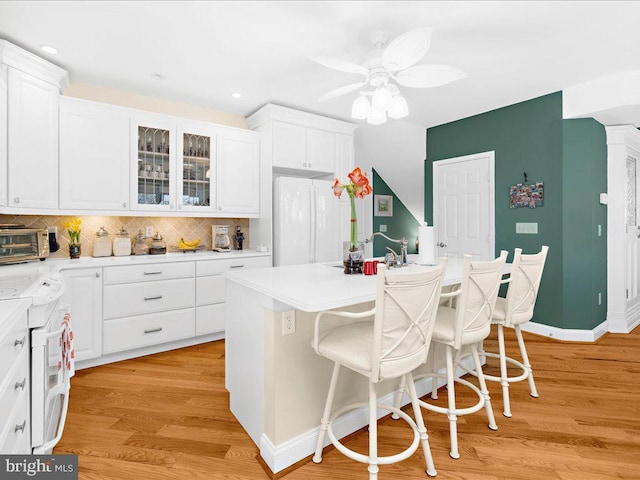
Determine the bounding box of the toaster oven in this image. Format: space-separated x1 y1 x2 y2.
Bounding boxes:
0 227 49 264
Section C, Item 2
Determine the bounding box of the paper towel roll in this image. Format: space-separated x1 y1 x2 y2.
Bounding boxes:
417 225 436 265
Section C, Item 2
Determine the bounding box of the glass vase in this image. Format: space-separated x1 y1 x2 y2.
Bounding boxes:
343 241 364 274
69 243 81 259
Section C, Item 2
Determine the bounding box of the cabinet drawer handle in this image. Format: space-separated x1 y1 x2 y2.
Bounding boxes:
14 377 26 391
15 420 26 433
144 295 163 301
144 271 163 275
13 197 20 204
144 327 163 334
14 336 25 347
230 264 245 269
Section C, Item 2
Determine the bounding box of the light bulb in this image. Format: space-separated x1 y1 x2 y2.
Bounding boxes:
351 95 371 119
367 108 387 125
388 95 409 119
372 87 393 111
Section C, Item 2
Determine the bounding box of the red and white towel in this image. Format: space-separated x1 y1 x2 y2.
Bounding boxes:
60 313 75 378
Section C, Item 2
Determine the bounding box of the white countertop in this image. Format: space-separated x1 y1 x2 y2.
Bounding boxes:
0 249 270 278
223 257 488 312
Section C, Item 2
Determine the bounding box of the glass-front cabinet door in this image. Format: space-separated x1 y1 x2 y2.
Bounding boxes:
131 118 176 211
178 124 216 212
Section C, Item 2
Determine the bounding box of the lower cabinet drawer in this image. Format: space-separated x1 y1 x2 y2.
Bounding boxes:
0 310 28 383
0 390 29 454
196 275 225 306
103 308 196 354
0 348 28 431
103 278 195 319
196 304 225 336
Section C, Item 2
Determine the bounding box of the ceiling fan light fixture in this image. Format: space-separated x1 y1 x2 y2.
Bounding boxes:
388 95 409 119
367 108 387 125
372 86 393 111
351 95 371 119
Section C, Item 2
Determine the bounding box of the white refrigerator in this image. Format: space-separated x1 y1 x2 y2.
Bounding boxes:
273 176 342 267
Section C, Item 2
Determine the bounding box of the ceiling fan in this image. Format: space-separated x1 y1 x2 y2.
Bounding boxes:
310 28 467 125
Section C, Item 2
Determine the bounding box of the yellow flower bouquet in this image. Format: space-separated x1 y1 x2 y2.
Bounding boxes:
63 217 82 245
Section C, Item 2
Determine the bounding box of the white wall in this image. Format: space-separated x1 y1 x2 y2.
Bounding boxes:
354 120 426 225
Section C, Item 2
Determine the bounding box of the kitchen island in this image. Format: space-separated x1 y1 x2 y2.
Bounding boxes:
224 258 498 474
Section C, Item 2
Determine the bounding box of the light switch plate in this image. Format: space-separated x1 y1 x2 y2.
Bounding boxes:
379 224 387 232
516 222 538 234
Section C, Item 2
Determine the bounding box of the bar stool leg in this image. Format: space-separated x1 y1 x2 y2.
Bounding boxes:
431 349 439 400
515 325 538 398
445 345 460 459
391 375 407 420
367 381 379 480
471 344 498 431
405 373 437 477
313 362 341 463
497 324 512 417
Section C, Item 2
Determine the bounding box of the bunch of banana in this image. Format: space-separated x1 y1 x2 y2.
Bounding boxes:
178 238 200 249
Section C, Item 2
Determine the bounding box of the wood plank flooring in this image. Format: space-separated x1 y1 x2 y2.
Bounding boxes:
55 326 640 479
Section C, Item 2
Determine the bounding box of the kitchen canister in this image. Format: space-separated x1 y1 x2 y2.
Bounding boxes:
92 226 112 257
113 226 132 256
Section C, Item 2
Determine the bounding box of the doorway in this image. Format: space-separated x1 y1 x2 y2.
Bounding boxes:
432 151 495 260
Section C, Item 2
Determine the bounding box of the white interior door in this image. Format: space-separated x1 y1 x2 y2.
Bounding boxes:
433 151 495 260
625 152 640 311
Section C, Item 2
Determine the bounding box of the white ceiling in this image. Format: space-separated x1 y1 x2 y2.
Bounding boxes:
1 1 640 130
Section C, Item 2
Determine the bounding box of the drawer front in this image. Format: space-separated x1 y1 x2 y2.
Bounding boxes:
196 304 225 336
0 348 28 431
0 310 28 383
196 275 226 306
196 256 271 276
104 278 195 319
103 308 195 354
0 389 29 454
104 261 195 285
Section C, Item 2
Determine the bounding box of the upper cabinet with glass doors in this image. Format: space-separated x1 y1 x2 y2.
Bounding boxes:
178 124 216 212
132 119 176 211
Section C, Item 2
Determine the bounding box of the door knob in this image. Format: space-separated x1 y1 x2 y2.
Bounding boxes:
437 242 447 248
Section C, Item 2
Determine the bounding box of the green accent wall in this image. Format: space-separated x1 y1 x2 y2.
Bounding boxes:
425 92 607 330
372 169 420 258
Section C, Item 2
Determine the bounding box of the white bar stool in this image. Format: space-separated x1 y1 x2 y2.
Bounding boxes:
312 260 448 480
462 246 548 417
393 252 508 459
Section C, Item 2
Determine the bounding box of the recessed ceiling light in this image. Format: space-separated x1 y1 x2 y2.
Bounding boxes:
231 92 242 99
150 73 165 80
40 45 58 55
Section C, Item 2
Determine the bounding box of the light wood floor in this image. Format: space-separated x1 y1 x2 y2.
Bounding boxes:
55 326 640 480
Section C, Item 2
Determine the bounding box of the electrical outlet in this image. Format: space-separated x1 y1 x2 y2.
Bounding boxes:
282 310 296 336
598 292 602 305
145 226 153 238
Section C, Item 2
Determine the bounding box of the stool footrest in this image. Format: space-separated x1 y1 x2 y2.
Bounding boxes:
413 372 485 417
459 352 529 384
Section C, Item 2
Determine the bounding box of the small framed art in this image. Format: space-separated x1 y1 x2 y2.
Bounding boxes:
374 194 393 217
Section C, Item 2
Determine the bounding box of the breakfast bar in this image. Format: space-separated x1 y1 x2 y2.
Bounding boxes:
224 258 491 474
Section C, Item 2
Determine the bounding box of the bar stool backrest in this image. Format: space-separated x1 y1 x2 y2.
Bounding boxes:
371 259 447 382
454 251 508 350
504 246 549 327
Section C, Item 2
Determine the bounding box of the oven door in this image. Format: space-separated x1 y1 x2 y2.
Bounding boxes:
31 303 71 454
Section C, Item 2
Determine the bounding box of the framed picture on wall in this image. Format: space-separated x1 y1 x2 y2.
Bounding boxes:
374 195 393 217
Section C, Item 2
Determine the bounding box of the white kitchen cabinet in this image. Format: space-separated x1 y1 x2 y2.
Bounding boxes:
216 128 260 215
7 68 60 209
178 122 217 213
0 65 7 208
272 121 306 170
59 97 130 211
131 116 177 212
335 132 355 181
60 267 103 362
306 127 335 173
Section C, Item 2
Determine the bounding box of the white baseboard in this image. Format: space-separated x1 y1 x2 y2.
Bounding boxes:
607 302 640 333
259 358 474 474
519 320 608 342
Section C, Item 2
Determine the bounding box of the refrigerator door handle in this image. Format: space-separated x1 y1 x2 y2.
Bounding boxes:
309 187 316 263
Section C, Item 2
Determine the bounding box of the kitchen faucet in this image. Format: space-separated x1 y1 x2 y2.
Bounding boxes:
365 232 408 267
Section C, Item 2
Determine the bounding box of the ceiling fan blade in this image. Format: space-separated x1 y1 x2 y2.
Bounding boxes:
309 55 369 76
395 64 467 88
382 27 432 72
315 82 366 102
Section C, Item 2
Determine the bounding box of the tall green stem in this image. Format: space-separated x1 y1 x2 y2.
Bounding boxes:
349 193 357 249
